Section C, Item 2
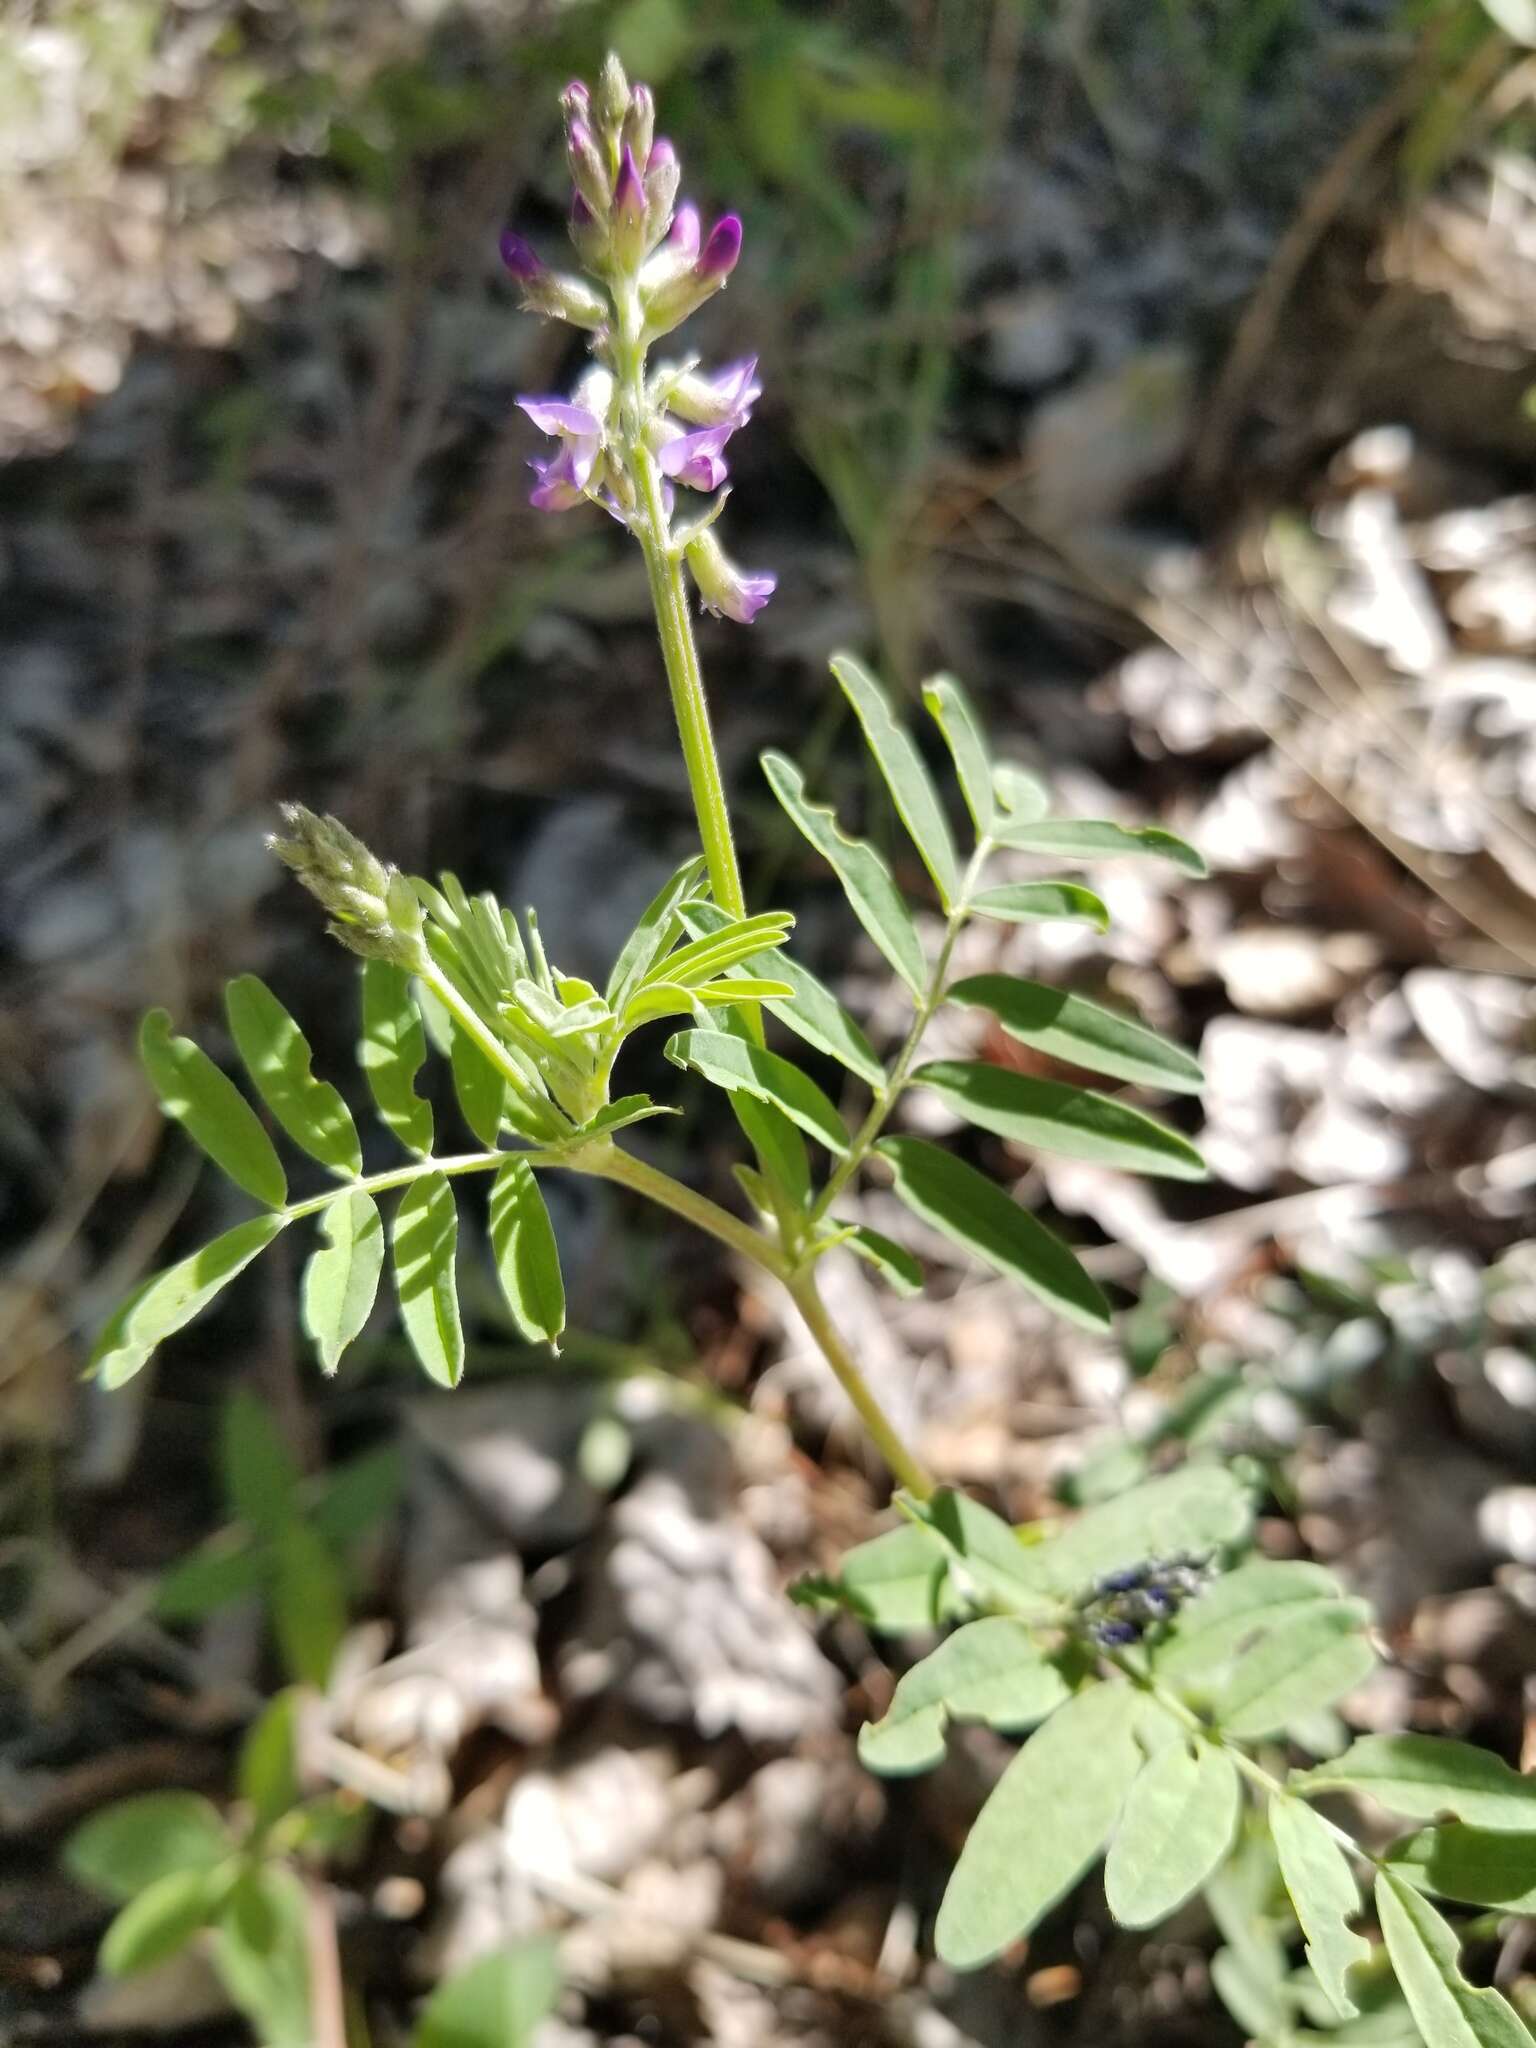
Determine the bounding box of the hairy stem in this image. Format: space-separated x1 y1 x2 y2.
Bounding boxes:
789 1268 935 1499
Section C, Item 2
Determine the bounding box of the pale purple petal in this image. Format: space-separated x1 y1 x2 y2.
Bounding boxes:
657 422 734 491
667 203 700 260
528 451 586 511
517 396 602 438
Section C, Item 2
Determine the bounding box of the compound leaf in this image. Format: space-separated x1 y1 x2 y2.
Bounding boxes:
680 903 884 1087
877 1135 1110 1331
140 1009 287 1209
225 975 361 1177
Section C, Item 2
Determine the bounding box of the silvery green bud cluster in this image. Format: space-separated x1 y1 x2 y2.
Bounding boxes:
266 804 426 971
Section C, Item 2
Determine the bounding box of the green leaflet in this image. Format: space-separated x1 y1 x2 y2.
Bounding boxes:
213 1865 312 2048
225 975 361 1177
842 1224 923 1296
1296 1736 1536 1832
946 974 1204 1094
831 651 961 907
573 1095 678 1141
488 1156 565 1348
1104 1738 1241 1928
802 1520 960 1633
90 1214 287 1389
913 1060 1208 1180
906 1488 1060 1619
102 1867 231 1976
392 1172 463 1387
666 1028 850 1156
301 1189 385 1376
414 1938 562 2048
449 1019 506 1147
221 1386 299 1540
1386 1826 1536 1913
989 816 1207 875
1375 1870 1531 2048
645 908 794 989
605 853 708 1010
967 881 1108 929
1014 1465 1254 1601
65 1792 231 1904
238 1691 303 1834
993 762 1049 824
922 672 995 836
1214 1603 1377 1740
859 1618 1069 1776
876 1135 1110 1331
360 960 433 1157
1270 1794 1372 2021
680 902 885 1088
140 1009 288 1209
760 750 928 997
271 1520 347 1688
1154 1559 1346 1693
935 1681 1144 1969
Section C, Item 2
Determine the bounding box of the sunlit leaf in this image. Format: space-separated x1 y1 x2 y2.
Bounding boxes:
905 1488 1060 1618
449 1021 506 1147
225 975 361 1177
968 881 1108 929
1155 1560 1345 1694
679 903 885 1087
573 1094 680 1140
360 960 433 1156
414 1937 562 2048
859 1618 1069 1776
1014 1465 1254 1601
644 909 794 990
1271 1794 1372 2020
605 854 709 1011
993 762 1049 824
140 1010 287 1208
488 1157 565 1348
914 1061 1207 1179
392 1172 463 1387
922 672 995 837
301 1189 385 1376
935 1680 1144 1969
1215 1604 1376 1740
1375 1869 1530 2048
1386 1825 1536 1913
1296 1736 1536 1833
831 651 961 906
65 1792 231 1905
90 1215 287 1389
102 1867 229 1976
1105 1738 1240 1928
946 974 1203 1093
798 1520 959 1633
876 1136 1110 1331
989 816 1207 875
666 1028 850 1156
761 751 927 996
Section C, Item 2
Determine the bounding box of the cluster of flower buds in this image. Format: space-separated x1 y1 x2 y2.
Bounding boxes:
500 54 774 625
1075 1554 1214 1652
267 804 427 971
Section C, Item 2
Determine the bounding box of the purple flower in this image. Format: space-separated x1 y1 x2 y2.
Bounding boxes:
613 145 646 223
517 395 604 510
657 422 733 492
698 214 742 281
499 230 543 282
685 531 775 624
669 356 760 429
666 203 700 262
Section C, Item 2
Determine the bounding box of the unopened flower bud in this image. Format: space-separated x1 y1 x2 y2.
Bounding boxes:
610 145 647 268
566 117 611 219
559 79 590 125
697 213 742 281
507 251 609 330
498 229 543 283
596 52 630 134
568 192 605 266
685 529 775 624
640 214 740 340
622 83 655 167
268 805 427 970
642 137 679 246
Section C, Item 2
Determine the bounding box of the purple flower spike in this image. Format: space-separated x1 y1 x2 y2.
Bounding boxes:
614 145 646 222
499 230 544 282
698 214 742 281
658 422 732 492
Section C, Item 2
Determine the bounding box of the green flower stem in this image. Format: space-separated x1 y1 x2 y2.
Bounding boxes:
806 841 990 1231
789 1267 935 1500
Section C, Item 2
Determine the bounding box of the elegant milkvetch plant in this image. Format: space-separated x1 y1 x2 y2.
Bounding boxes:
86 55 1536 2048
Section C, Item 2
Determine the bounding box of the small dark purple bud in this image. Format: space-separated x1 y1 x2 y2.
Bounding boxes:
697 214 742 281
614 145 645 222
499 230 544 282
